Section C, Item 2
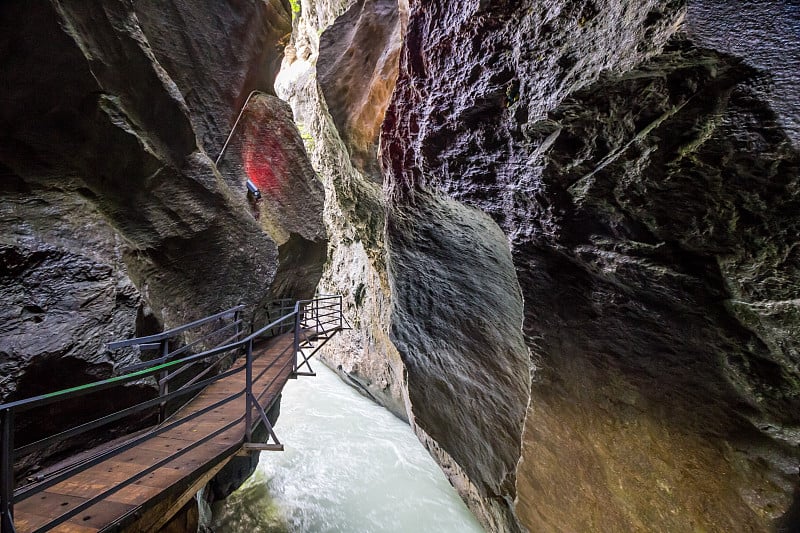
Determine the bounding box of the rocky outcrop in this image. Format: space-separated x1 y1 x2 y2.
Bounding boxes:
0 174 157 472
0 0 326 493
216 92 327 312
386 193 530 529
282 0 800 531
380 0 800 531
277 0 410 419
317 0 403 180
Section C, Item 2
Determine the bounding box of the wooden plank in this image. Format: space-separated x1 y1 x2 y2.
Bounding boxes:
104 482 162 506
130 457 234 533
58 500 134 531
13 329 302 533
15 509 98 533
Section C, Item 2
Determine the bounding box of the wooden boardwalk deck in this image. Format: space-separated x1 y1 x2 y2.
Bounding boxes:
13 331 298 533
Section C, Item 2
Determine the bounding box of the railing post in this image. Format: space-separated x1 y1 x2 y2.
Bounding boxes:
293 308 301 375
245 339 253 443
1 408 14 533
158 340 169 423
339 295 343 330
233 309 241 340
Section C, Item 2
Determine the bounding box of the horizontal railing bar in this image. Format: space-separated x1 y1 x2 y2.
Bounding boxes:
243 312 297 343
117 319 243 375
252 342 293 385
256 355 295 405
107 305 244 349
160 327 244 385
2 309 303 412
14 390 244 502
0 343 245 413
168 344 240 391
137 343 161 351
312 310 340 319
163 319 243 360
300 295 340 302
15 366 243 457
32 415 244 533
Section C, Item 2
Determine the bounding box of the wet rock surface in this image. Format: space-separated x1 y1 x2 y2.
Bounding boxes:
0 0 324 500
216 92 327 308
377 0 800 531
386 193 530 528
318 0 404 180
0 191 144 398
277 0 411 420
3 0 799 531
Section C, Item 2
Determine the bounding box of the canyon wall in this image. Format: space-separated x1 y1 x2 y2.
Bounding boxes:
0 0 326 476
277 0 411 419
289 0 800 531
2 0 798 531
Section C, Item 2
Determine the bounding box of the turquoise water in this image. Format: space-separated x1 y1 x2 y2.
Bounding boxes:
212 362 485 533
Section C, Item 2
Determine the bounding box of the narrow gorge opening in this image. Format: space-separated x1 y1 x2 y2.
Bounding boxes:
1 1 798 533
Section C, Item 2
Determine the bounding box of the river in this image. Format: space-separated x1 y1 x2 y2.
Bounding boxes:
211 362 485 533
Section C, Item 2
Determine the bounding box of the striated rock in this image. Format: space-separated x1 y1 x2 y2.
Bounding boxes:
386 193 530 529
318 0 404 180
277 0 410 419
135 0 293 155
380 0 800 531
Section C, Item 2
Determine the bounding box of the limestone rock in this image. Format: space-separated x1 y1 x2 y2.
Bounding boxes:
0 0 325 490
277 0 410 419
386 193 530 528
217 91 328 307
318 0 405 180
381 0 800 531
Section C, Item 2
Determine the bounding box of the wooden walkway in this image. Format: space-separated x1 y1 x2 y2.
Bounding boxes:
13 332 297 533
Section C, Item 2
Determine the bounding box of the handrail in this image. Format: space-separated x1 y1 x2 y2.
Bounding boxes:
0 309 292 414
215 89 262 199
107 305 244 349
215 90 259 166
0 295 344 533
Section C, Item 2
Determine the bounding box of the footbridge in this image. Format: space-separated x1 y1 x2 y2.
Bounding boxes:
0 295 343 532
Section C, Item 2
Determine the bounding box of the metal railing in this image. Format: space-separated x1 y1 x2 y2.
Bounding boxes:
0 295 343 533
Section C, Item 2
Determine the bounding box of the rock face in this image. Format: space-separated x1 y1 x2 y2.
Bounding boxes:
0 0 326 494
379 0 800 531
5 0 797 531
317 0 403 180
216 92 327 311
386 193 531 529
284 0 800 531
277 0 410 419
